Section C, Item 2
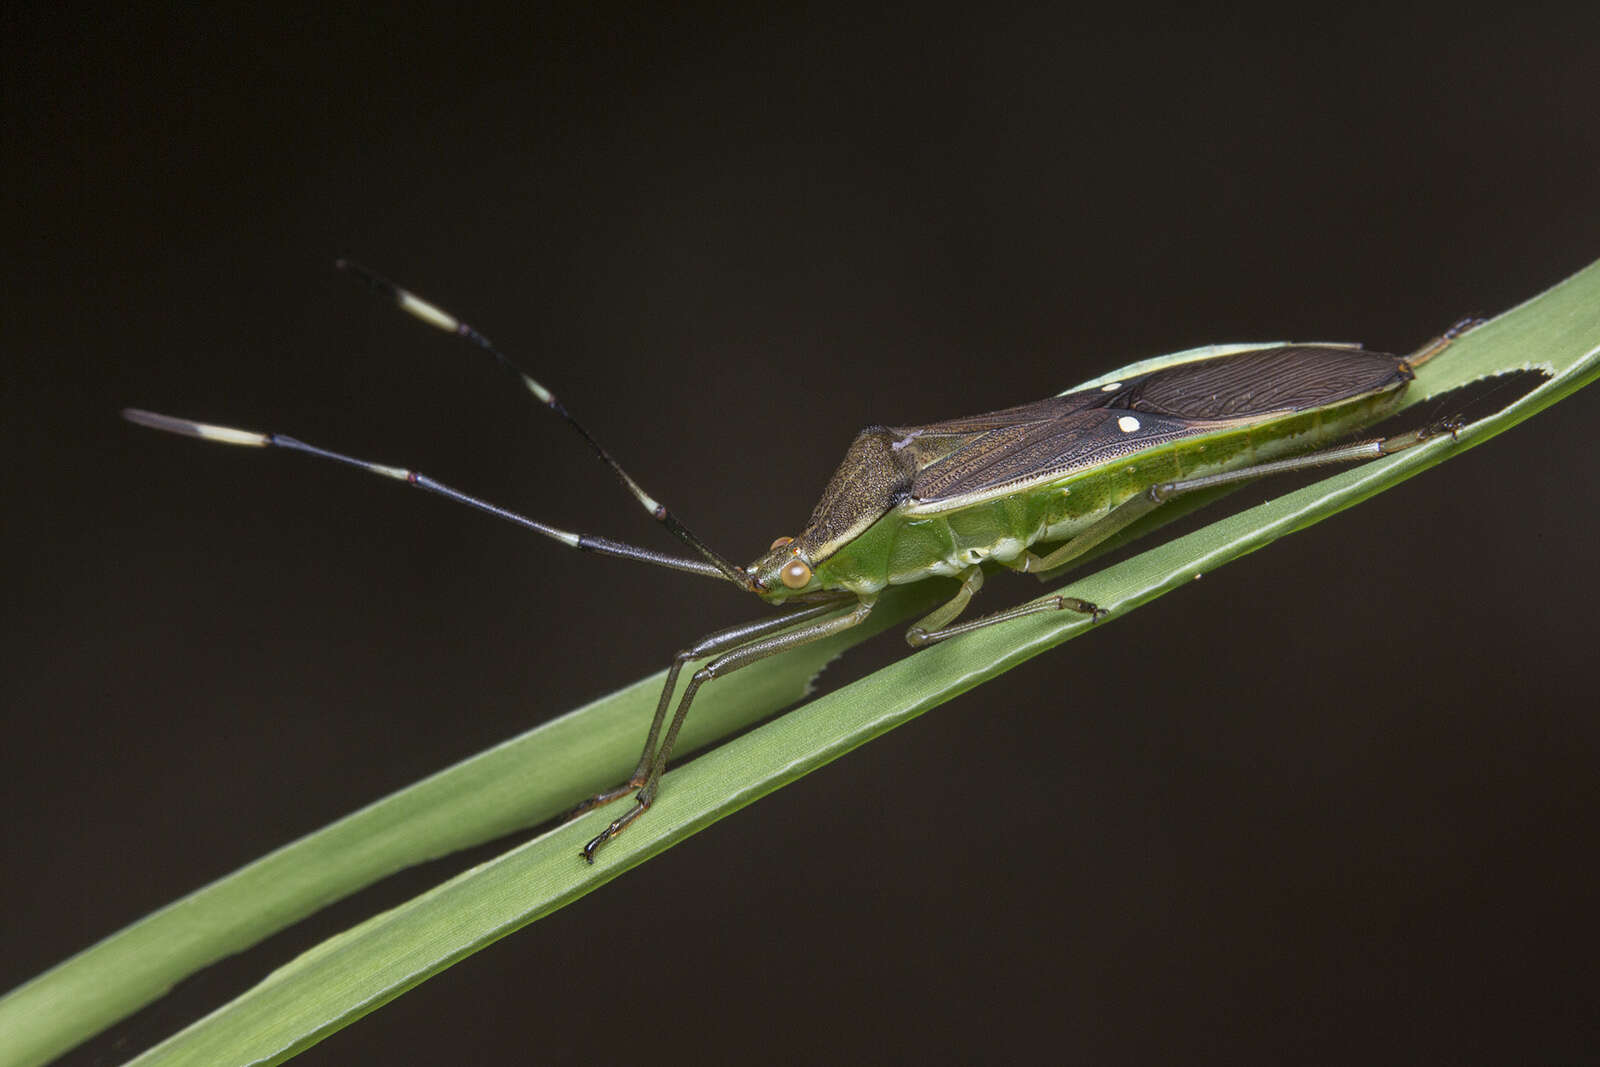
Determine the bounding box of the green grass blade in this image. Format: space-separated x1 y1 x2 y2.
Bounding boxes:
6 258 1597 1067
0 592 934 1067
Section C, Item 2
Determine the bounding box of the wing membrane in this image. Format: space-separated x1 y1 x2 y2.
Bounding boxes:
903 344 1409 504
907 409 1195 502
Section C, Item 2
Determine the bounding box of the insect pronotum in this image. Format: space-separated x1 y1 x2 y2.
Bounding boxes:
125 263 1477 863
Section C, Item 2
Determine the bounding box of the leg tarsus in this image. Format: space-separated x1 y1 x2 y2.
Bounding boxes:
1047 594 1106 621
1374 414 1467 457
581 795 651 864
1069 597 1108 621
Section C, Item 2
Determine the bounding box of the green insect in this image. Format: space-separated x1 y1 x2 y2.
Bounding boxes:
125 263 1475 863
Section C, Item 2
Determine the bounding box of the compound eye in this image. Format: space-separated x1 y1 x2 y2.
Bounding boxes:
780 558 812 589
769 536 794 550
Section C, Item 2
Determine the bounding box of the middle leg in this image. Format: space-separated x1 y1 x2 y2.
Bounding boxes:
905 565 1102 649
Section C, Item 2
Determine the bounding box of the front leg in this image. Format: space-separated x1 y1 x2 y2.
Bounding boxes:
581 595 877 863
566 599 853 821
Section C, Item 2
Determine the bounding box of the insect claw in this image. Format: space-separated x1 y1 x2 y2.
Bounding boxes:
581 826 614 864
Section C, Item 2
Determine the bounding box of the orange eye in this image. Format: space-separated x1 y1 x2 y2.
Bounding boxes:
769 536 794 550
780 558 812 589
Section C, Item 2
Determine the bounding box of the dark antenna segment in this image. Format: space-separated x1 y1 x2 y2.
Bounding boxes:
335 260 747 585
121 408 732 580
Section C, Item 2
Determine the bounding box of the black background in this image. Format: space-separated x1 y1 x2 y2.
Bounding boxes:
6 6 1600 1064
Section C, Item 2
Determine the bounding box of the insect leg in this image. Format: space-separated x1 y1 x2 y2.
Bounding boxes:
900 566 985 641
901 566 1100 648
904 594 1104 649
581 596 877 863
1140 415 1465 501
904 542 1110 646
567 598 855 817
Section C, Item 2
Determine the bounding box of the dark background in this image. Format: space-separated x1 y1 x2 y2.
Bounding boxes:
5 6 1599 1064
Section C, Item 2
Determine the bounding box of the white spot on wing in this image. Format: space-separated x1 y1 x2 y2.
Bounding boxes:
1100 382 1121 392
1118 415 1140 433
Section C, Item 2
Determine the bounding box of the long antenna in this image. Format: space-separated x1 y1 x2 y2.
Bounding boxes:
122 408 734 582
336 260 748 585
